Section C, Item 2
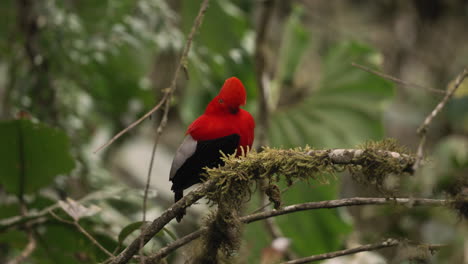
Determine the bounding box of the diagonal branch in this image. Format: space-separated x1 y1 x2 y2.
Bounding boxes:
6 229 36 264
139 1 211 263
146 197 452 262
49 210 114 258
282 238 400 264
110 180 216 264
413 68 468 170
93 0 210 154
352 63 446 94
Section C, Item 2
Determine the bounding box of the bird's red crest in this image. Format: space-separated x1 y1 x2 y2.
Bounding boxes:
218 77 247 107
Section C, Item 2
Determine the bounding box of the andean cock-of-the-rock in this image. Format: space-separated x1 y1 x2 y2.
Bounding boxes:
169 77 255 222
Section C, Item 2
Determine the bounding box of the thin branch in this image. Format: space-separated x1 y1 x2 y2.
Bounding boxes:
93 99 167 153
0 189 121 231
241 197 450 223
138 1 210 263
6 229 36 264
110 180 216 264
281 238 445 264
93 0 210 154
413 68 468 170
49 210 114 258
147 229 207 263
146 197 451 262
417 68 468 134
6 201 37 264
282 238 400 264
351 63 446 94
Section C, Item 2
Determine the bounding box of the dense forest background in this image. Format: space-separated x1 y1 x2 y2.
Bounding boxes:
1 0 467 263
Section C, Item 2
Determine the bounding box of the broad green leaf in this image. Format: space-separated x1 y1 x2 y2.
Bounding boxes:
271 5 310 109
277 182 352 255
269 41 393 149
265 22 393 257
118 221 151 245
31 223 113 264
0 119 75 194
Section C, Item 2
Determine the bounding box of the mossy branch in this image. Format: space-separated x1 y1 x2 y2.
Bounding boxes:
205 140 414 211
113 139 418 264
195 140 415 262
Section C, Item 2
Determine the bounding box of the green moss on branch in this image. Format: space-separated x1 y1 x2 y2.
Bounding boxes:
194 139 415 262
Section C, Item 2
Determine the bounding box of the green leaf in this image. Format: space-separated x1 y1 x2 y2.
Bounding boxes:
118 221 150 245
269 41 393 149
31 223 109 264
271 5 311 109
0 119 75 194
267 38 392 256
277 182 352 255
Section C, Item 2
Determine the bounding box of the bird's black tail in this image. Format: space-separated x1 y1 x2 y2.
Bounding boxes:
174 190 186 222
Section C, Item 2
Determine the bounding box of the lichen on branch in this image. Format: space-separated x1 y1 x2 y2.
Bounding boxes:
195 139 415 262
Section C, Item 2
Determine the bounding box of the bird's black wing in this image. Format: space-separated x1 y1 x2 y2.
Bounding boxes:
170 133 240 197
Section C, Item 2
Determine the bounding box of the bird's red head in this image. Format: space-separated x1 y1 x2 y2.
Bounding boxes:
206 77 247 115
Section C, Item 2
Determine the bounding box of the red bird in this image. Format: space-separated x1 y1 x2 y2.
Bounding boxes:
170 77 255 222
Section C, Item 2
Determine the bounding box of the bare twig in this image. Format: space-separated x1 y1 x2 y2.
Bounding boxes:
6 230 37 264
6 203 37 264
241 197 449 223
93 1 210 154
146 197 451 262
93 98 166 153
110 180 216 264
0 189 121 231
49 210 114 258
138 1 210 263
417 68 468 134
282 238 400 263
413 68 468 170
147 229 206 263
281 238 445 264
351 63 446 94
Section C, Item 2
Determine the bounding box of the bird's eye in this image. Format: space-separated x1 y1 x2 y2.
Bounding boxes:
218 98 224 104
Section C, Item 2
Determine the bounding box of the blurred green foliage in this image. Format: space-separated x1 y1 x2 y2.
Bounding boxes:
245 7 393 260
1 0 466 263
0 119 75 194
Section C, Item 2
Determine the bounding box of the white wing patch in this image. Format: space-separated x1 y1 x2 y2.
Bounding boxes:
169 135 197 180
